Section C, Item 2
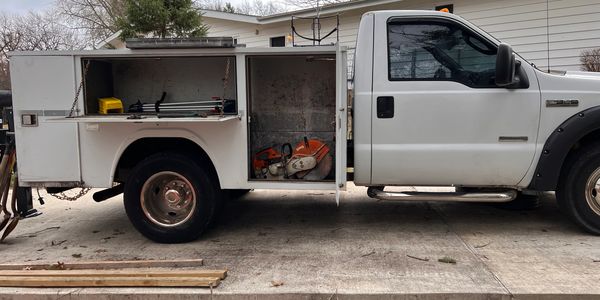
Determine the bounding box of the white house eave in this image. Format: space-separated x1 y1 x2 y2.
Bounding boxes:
201 9 260 24
258 0 404 24
201 0 404 25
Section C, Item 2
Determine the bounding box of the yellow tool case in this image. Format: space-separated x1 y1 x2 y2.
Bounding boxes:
98 97 124 114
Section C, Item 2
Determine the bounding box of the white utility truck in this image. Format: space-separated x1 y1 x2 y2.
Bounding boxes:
8 10 600 243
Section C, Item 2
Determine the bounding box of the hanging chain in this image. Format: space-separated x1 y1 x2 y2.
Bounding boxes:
221 58 231 116
50 187 92 201
68 60 91 118
58 59 92 200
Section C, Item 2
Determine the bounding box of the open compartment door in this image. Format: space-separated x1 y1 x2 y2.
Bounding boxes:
335 46 348 204
11 55 82 185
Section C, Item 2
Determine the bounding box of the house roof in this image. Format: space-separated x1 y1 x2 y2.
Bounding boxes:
99 0 404 48
96 30 123 49
201 0 404 24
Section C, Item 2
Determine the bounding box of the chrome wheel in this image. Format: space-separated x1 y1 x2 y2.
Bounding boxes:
140 171 196 227
585 167 600 216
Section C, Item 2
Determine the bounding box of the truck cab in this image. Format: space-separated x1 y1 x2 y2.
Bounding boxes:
354 11 540 187
355 11 600 235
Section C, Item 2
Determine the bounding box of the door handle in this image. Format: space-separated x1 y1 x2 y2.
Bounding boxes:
377 96 394 118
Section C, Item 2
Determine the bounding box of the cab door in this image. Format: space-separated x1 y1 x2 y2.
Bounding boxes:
370 14 540 186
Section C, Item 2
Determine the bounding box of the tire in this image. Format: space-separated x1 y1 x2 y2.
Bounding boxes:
123 152 217 243
557 144 600 235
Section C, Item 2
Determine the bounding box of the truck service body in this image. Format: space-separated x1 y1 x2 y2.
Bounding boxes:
8 10 600 242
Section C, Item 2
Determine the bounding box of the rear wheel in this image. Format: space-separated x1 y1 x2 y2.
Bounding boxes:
124 152 217 243
557 145 600 234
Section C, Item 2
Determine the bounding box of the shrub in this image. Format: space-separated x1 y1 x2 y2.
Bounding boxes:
580 48 600 72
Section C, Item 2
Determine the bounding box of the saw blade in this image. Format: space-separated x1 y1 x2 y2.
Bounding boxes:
300 153 333 181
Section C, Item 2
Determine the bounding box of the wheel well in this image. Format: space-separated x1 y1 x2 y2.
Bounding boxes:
114 138 219 186
531 106 600 191
562 129 600 168
569 129 600 152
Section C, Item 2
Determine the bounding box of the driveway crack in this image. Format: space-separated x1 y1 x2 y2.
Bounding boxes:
429 202 514 299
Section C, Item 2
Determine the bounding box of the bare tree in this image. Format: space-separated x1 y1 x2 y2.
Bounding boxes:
581 48 600 72
198 0 239 13
0 11 85 89
56 0 125 46
283 0 349 10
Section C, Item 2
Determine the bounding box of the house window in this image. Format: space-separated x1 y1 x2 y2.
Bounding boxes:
270 36 286 47
435 4 454 13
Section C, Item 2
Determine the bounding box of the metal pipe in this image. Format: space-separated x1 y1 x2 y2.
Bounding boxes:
142 100 224 107
93 184 124 203
151 108 215 112
143 105 221 110
367 187 517 203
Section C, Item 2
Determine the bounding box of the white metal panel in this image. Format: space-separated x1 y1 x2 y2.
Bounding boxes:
47 115 240 123
519 69 600 186
9 55 81 184
335 46 349 199
78 121 247 188
352 13 374 186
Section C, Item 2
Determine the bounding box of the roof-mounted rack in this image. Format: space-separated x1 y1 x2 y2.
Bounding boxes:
291 14 339 47
125 37 244 49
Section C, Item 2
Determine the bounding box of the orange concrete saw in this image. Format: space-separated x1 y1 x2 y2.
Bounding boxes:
253 137 333 180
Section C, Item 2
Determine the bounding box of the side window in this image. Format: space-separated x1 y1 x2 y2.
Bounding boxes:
270 36 286 47
388 20 498 88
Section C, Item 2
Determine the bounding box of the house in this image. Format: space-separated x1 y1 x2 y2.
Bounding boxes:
103 0 600 71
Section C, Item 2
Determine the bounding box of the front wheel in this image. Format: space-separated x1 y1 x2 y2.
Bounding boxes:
557 145 600 235
123 152 217 243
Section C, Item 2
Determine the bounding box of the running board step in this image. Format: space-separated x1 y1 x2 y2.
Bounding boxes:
367 187 517 203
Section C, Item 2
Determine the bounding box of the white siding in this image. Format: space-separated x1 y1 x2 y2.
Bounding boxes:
203 0 600 71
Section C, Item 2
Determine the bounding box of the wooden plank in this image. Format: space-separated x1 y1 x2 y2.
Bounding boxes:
0 269 227 280
0 276 220 288
0 259 204 270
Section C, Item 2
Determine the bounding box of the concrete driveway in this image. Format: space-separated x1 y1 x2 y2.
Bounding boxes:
0 184 599 299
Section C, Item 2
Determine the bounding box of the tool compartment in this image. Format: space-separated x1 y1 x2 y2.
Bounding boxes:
247 55 337 182
10 46 347 190
82 56 237 116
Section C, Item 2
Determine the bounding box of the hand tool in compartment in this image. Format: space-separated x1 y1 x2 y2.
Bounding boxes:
128 92 236 114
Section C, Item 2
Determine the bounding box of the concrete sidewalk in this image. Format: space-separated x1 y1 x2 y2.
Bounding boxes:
0 184 599 299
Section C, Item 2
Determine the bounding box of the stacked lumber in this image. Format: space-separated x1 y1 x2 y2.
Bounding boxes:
0 259 226 288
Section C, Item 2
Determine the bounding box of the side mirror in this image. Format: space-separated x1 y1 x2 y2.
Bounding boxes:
495 43 516 87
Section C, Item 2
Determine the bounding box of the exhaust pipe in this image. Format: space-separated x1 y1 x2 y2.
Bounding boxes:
93 184 124 202
367 187 517 203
